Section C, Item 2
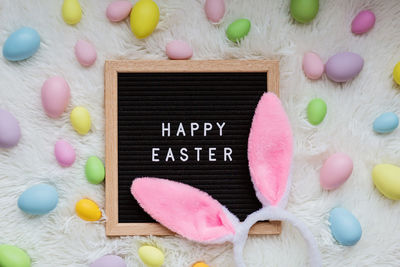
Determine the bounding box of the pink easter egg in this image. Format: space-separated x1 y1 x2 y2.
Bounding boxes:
205 0 225 23
302 52 324 80
320 153 353 190
106 0 133 22
75 40 97 67
351 10 375 35
54 140 76 167
0 109 21 148
90 255 126 267
166 40 193 60
41 76 71 118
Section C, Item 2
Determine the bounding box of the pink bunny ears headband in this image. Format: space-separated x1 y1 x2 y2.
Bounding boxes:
131 93 322 267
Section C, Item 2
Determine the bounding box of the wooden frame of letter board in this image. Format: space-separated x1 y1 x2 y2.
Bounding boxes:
105 60 281 236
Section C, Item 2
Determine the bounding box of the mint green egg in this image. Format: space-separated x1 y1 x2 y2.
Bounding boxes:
0 245 31 267
226 18 251 43
307 98 327 125
290 0 319 23
85 156 105 184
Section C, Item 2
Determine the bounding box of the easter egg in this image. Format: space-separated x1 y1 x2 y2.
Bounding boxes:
70 106 91 135
75 199 102 221
393 62 400 85
75 40 97 67
0 109 21 148
290 0 319 23
18 184 58 215
85 156 105 184
166 40 193 60
320 153 353 190
90 255 126 267
306 98 326 125
62 0 82 25
130 0 159 39
372 164 400 200
3 27 40 61
329 207 362 246
193 262 209 267
302 52 324 80
41 76 70 118
0 245 31 267
138 246 164 267
351 10 375 35
373 112 399 134
325 52 364 82
106 0 133 22
54 140 76 167
226 18 251 43
204 0 225 23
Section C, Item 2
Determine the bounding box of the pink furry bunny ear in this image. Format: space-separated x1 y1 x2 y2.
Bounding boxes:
248 93 293 207
131 178 236 243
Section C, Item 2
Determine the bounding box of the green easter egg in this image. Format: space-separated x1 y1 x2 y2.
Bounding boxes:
0 245 31 267
85 156 105 184
226 18 251 43
307 98 327 125
290 0 319 23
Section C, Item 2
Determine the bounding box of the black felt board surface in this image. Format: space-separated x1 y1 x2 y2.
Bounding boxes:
117 72 267 223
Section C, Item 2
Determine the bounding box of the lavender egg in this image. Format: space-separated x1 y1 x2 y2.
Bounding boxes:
0 109 21 148
90 255 126 267
325 52 364 82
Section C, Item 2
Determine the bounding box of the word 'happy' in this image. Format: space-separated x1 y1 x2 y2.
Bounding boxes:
152 122 233 162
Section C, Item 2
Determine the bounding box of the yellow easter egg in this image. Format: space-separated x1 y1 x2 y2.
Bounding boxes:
130 0 159 39
62 0 82 25
70 106 91 135
138 245 164 267
193 262 210 267
394 62 400 85
372 164 400 200
75 199 102 221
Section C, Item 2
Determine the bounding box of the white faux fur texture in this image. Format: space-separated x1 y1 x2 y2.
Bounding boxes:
1 0 400 266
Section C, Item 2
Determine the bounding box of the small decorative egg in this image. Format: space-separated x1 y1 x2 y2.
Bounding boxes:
138 245 164 267
193 262 209 267
372 164 400 200
18 184 58 215
325 52 364 82
373 112 399 134
54 140 76 167
290 0 319 23
166 40 193 60
85 156 105 184
0 109 21 148
204 0 225 23
351 10 375 35
302 52 324 80
41 76 70 118
306 98 327 125
75 199 102 221
106 0 132 22
320 153 353 190
3 27 40 61
226 18 251 43
75 40 97 67
393 62 400 85
90 255 126 267
70 106 91 135
130 0 159 39
329 207 362 246
62 0 82 25
0 245 31 267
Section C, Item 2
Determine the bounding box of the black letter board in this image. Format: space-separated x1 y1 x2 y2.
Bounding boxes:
105 60 280 236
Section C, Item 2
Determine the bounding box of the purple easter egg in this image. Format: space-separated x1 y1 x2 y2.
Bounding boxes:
90 255 126 267
351 10 375 35
0 109 21 148
325 52 364 82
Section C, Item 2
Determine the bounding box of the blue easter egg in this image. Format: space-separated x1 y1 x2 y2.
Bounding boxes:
373 112 399 134
3 27 40 61
329 207 362 246
18 184 58 215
